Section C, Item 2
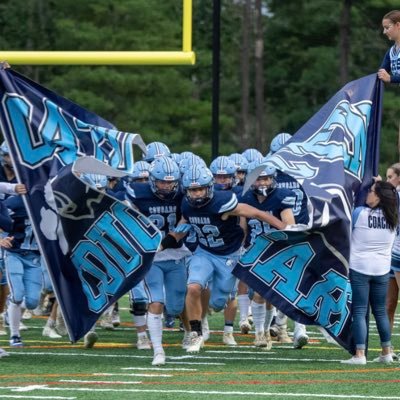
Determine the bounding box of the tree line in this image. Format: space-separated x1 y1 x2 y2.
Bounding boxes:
0 0 398 171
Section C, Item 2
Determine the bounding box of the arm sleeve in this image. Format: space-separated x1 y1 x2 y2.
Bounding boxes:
0 182 17 195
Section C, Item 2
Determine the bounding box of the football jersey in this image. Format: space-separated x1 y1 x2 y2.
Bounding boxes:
126 182 190 261
350 206 395 276
275 170 309 224
239 187 295 245
381 45 400 84
181 190 243 255
0 195 38 252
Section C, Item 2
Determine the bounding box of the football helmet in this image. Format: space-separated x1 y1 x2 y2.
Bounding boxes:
241 148 263 163
182 165 214 207
270 132 291 154
149 156 180 199
209 156 237 190
252 164 277 197
143 141 171 163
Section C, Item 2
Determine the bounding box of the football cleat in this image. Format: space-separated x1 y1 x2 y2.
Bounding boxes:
222 332 237 346
111 310 121 327
84 331 98 349
19 322 28 331
182 331 191 350
9 335 23 347
136 335 151 350
42 326 62 339
277 327 292 343
0 348 9 357
293 333 309 349
240 319 251 334
100 312 114 330
22 309 32 320
186 332 204 353
152 351 166 366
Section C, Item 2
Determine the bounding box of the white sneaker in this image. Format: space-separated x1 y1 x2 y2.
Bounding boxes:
152 351 166 366
0 348 9 358
373 353 393 364
202 317 210 342
42 326 62 339
136 335 151 350
223 332 237 346
293 333 309 349
84 331 98 349
186 332 204 353
32 306 44 316
341 356 366 365
240 319 251 334
182 331 191 350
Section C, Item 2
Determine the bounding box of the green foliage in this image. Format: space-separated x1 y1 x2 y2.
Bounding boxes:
0 0 397 166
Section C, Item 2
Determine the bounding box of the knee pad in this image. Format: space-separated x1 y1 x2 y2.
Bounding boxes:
130 301 148 316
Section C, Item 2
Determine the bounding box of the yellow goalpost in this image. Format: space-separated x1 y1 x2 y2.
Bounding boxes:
0 0 195 66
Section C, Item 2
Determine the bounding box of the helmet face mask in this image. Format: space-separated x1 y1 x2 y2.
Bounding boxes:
149 156 180 200
182 165 214 207
253 175 276 197
210 156 237 190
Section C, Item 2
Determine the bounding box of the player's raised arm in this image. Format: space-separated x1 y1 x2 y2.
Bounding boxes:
223 202 287 230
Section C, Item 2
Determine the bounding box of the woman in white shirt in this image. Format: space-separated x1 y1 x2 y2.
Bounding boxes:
342 181 398 365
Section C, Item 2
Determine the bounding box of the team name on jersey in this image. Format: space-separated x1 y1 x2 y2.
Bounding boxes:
277 181 299 189
148 205 177 214
188 216 211 224
368 215 388 229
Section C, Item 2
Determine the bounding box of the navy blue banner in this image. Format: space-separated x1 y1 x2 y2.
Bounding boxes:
234 74 383 352
0 67 161 341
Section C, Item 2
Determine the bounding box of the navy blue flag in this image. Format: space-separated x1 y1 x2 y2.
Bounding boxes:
0 66 162 341
234 74 383 352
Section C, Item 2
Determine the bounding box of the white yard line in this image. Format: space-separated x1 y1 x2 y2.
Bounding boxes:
1 386 400 399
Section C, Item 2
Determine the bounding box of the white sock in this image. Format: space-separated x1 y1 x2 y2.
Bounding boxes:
264 307 275 331
133 314 147 328
276 310 287 326
8 302 21 337
147 312 163 353
294 322 307 338
251 301 266 333
224 325 233 334
238 294 250 321
46 318 55 328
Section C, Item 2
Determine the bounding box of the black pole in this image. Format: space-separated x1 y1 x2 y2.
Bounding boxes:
211 0 221 160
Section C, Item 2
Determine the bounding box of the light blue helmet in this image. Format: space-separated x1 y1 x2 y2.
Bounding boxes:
171 153 182 164
179 155 206 176
131 160 151 182
180 151 195 160
0 141 11 168
182 165 214 207
241 148 263 163
149 156 180 199
270 132 291 154
209 156 237 190
143 141 171 163
81 174 108 190
229 153 249 172
251 164 277 197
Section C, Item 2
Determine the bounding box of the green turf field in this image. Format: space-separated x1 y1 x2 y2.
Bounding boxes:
0 296 399 400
